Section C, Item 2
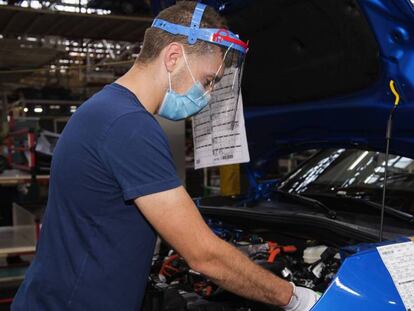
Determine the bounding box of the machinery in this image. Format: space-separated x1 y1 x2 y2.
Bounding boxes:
143 218 342 310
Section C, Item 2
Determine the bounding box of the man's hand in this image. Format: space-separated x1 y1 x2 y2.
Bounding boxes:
135 186 294 306
282 283 320 311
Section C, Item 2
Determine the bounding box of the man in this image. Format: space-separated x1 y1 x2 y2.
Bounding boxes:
12 2 319 310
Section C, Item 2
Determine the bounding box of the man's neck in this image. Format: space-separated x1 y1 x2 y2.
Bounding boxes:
114 62 166 114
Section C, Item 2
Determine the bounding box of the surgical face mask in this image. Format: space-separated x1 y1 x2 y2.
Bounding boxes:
158 49 211 121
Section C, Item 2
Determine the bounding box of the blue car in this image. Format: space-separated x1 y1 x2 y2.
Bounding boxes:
145 0 414 310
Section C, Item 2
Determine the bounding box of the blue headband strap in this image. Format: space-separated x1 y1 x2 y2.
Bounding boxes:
151 2 248 54
188 3 207 44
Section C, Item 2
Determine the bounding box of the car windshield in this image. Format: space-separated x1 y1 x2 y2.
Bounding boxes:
278 149 414 216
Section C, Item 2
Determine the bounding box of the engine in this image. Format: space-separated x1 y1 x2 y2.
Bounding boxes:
142 218 341 311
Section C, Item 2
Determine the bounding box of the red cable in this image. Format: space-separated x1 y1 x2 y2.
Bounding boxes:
0 297 13 304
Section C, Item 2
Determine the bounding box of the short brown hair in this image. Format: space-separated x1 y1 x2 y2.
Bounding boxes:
136 1 228 64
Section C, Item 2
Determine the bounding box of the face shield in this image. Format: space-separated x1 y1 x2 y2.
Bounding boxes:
152 3 250 167
207 42 246 129
151 2 248 103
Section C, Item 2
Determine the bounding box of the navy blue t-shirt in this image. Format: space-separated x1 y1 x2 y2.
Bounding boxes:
12 83 181 310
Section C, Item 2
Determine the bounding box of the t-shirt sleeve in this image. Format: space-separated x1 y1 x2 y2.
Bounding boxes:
100 112 182 201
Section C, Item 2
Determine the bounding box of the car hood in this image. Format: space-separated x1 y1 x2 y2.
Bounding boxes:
191 0 414 240
196 192 414 241
223 0 414 175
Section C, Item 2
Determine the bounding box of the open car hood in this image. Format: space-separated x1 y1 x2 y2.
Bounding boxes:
222 0 414 174
191 0 414 240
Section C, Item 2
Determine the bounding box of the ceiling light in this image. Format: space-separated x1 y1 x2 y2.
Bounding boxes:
34 107 43 113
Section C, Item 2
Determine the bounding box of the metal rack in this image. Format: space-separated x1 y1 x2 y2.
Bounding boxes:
4 112 37 175
0 4 152 42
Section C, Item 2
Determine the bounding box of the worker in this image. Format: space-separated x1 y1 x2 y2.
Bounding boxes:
12 2 319 310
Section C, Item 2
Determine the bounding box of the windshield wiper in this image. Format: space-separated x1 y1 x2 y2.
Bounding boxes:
275 190 337 220
306 192 414 224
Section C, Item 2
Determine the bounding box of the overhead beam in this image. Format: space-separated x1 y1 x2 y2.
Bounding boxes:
0 5 153 42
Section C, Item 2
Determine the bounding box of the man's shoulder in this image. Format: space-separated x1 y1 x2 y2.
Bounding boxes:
106 109 164 141
62 84 161 146
76 83 157 128
82 83 144 116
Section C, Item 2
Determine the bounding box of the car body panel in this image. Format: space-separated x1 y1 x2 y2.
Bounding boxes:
313 239 412 310
243 0 414 175
196 199 412 242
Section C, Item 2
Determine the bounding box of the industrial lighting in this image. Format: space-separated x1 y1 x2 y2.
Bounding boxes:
20 0 42 9
34 106 43 113
70 106 77 113
61 0 88 5
2 0 110 14
23 107 29 113
50 105 60 110
348 151 369 171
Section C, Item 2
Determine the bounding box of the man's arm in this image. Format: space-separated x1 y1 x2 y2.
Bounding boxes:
135 186 293 306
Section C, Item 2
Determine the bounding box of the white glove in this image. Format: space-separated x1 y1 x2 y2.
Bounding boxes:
282 282 320 311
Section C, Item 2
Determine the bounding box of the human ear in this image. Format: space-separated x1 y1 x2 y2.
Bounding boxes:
163 43 183 73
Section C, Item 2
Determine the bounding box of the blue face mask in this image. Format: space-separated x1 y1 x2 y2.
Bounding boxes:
158 50 212 121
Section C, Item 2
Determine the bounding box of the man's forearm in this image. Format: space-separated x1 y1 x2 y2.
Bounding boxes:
191 238 293 307
136 188 316 309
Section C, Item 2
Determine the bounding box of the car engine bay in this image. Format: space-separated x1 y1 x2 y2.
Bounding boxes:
142 218 344 311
